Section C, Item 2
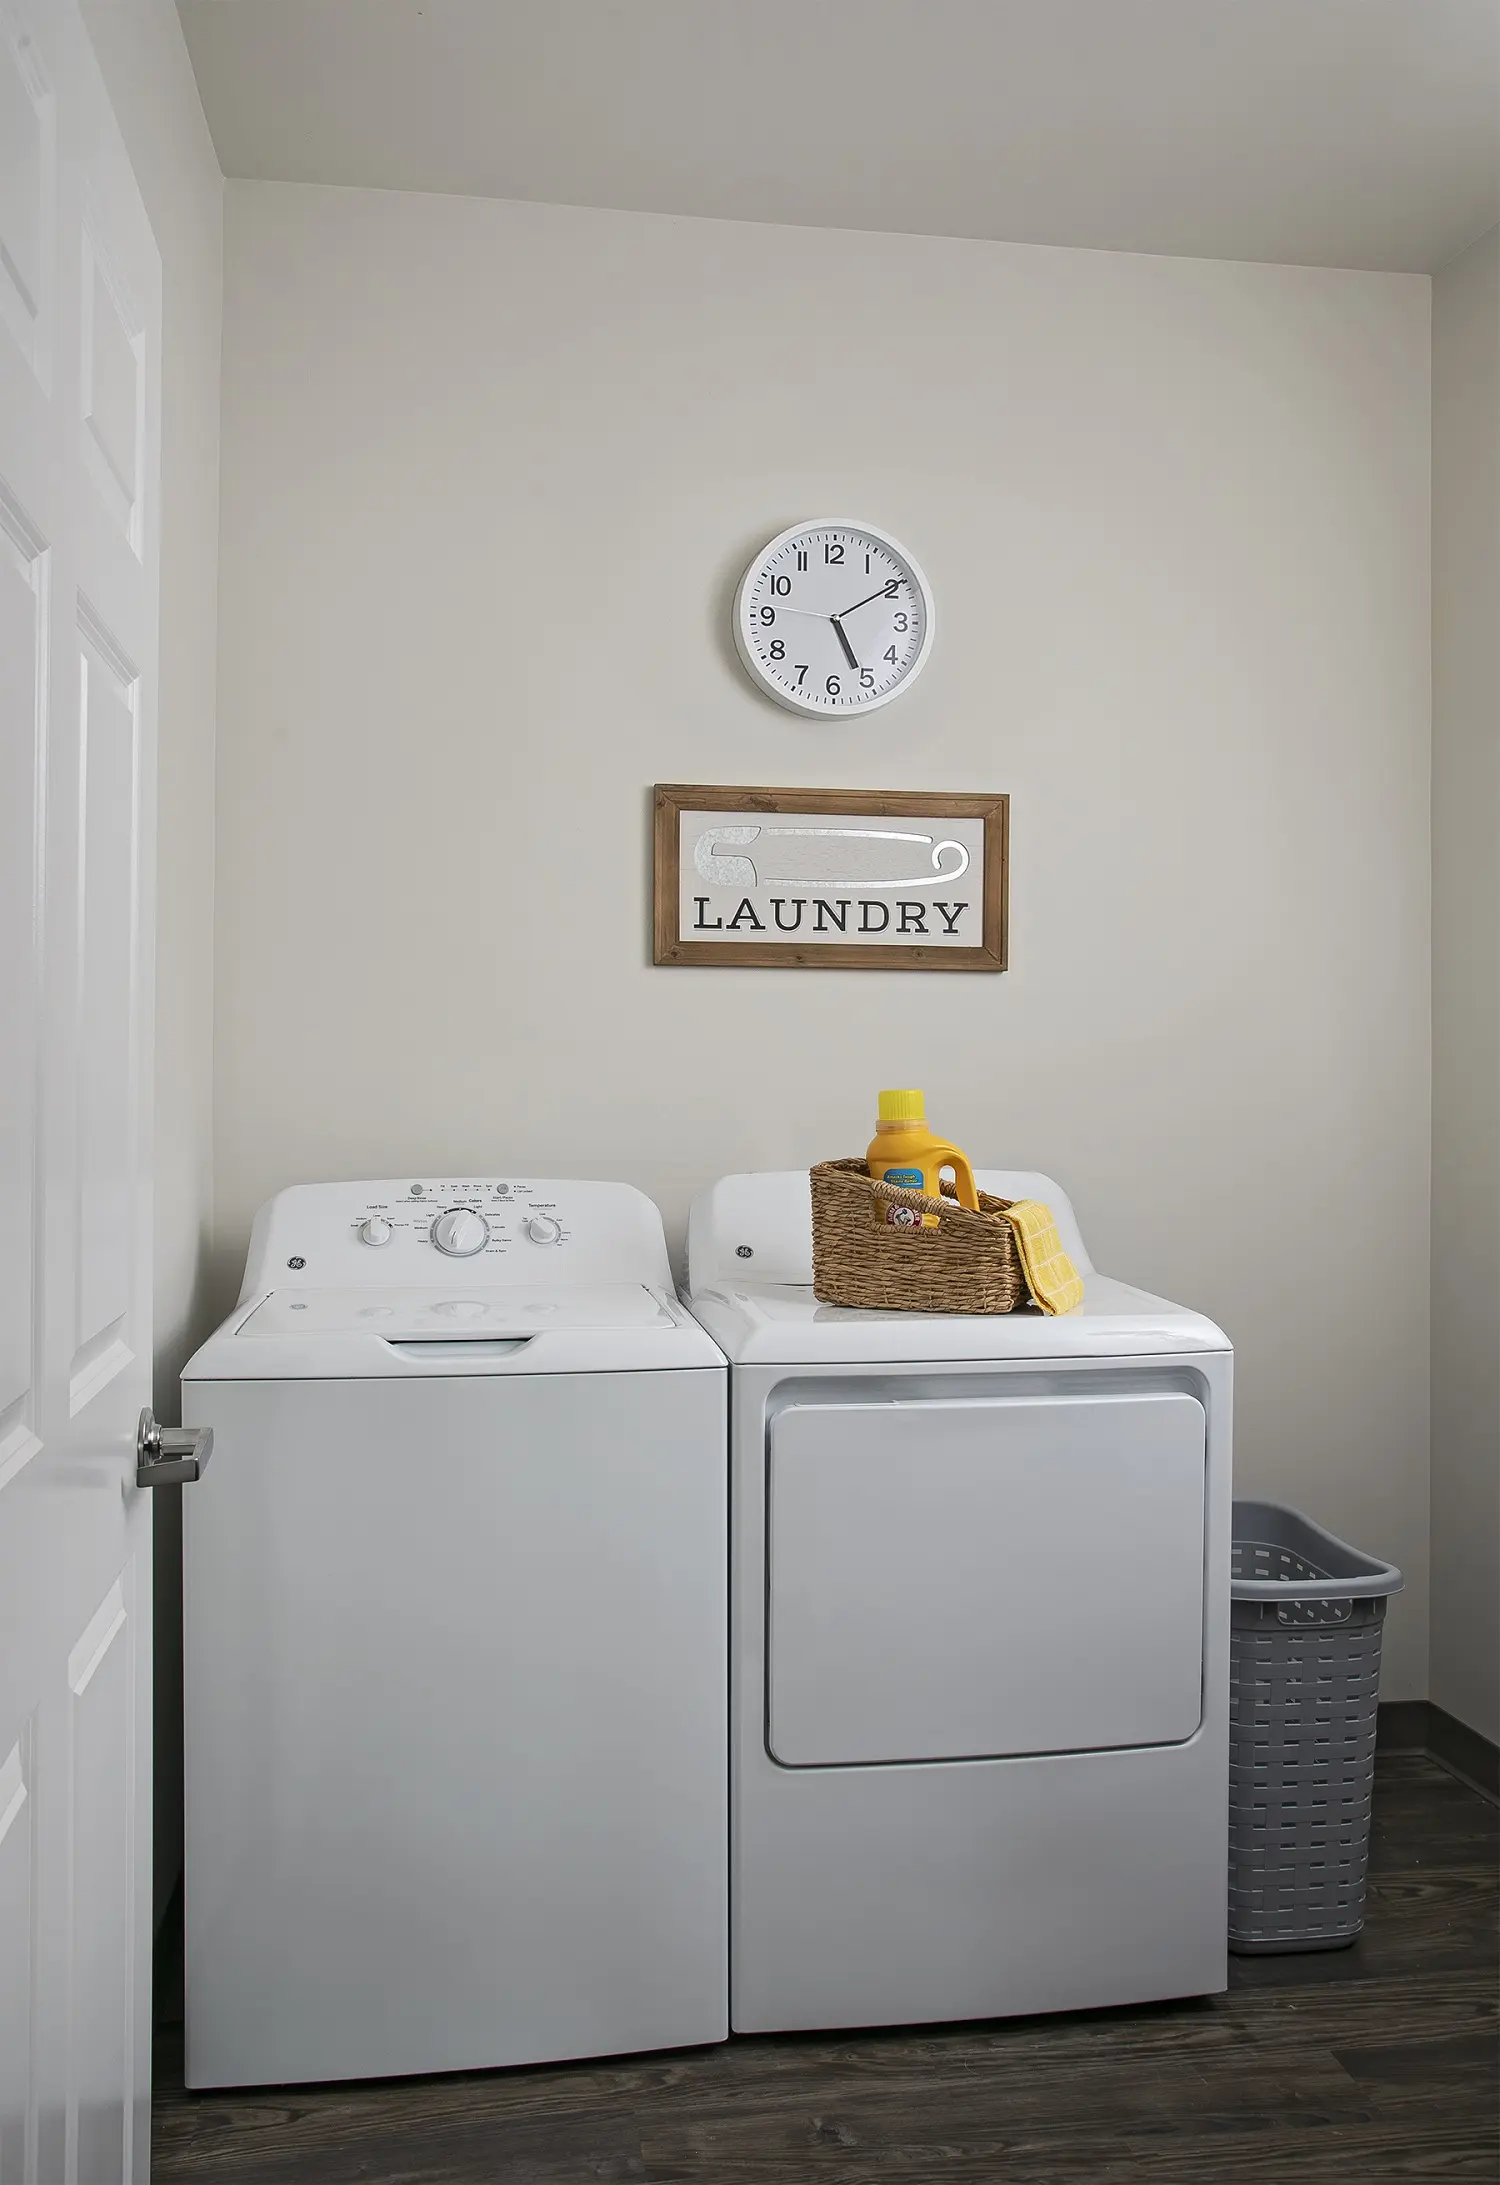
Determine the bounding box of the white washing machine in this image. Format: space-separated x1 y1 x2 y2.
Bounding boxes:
181 1177 727 2089
686 1169 1233 2034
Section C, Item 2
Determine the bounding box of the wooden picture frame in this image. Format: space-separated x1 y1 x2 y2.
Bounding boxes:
653 785 1008 971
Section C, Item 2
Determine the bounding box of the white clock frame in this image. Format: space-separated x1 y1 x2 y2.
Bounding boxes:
733 518 936 718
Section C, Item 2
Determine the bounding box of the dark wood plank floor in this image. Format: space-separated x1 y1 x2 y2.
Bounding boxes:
153 1754 1498 2183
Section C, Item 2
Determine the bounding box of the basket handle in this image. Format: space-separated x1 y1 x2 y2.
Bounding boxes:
1275 1600 1355 1627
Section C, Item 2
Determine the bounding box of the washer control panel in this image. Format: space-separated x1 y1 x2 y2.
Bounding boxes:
357 1181 570 1259
240 1178 675 1294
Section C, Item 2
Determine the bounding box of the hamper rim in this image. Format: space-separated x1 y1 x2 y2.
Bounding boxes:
1231 1498 1403 1603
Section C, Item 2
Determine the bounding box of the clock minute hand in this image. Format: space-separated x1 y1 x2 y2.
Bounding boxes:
838 585 896 618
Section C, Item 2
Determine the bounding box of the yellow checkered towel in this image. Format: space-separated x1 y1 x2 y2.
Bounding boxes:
1001 1200 1085 1315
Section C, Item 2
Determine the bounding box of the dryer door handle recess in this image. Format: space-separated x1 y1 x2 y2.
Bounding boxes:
136 1409 214 1487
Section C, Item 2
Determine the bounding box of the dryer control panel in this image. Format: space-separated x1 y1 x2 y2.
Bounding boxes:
237 1179 676 1296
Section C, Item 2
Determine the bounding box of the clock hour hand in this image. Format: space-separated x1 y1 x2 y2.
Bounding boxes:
831 617 859 672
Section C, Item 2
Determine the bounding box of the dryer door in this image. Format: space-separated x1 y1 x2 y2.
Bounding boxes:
767 1390 1205 1766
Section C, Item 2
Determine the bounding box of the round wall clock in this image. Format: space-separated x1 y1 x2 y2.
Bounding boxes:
733 520 935 717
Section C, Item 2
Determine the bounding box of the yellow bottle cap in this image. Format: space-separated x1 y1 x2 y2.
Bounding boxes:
878 1089 926 1122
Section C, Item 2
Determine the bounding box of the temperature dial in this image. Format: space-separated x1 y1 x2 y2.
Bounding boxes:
525 1214 562 1245
358 1216 392 1247
431 1207 490 1257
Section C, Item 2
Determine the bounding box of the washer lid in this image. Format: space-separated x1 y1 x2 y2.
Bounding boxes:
185 1280 725 1378
237 1284 676 1339
685 1274 1229 1365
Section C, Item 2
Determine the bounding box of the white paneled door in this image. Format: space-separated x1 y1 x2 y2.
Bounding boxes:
0 0 163 2178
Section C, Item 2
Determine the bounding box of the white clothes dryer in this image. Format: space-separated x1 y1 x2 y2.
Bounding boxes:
181 1177 727 2089
685 1169 1232 2034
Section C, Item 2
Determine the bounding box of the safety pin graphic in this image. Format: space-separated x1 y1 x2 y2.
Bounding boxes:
692 826 970 890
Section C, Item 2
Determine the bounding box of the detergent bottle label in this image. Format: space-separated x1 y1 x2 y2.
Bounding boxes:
866 1091 979 1230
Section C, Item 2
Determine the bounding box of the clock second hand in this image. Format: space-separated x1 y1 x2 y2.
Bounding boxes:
759 601 866 669
760 599 862 664
759 596 884 668
759 598 884 621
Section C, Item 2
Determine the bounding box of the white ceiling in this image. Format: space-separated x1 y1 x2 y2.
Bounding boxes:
178 0 1499 273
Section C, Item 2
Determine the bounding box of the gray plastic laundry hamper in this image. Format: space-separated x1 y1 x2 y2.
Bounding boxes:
1229 1501 1403 1954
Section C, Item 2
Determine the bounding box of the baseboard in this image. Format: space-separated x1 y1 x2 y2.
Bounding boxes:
1375 1701 1432 1752
1377 1699 1500 1801
1427 1704 1500 1800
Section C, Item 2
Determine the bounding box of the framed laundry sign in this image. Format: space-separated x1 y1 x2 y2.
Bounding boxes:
653 785 1008 971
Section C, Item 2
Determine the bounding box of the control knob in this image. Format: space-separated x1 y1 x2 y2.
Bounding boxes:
358 1216 393 1247
525 1214 562 1245
431 1207 490 1257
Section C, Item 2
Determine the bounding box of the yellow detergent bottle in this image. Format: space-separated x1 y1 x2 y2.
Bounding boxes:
866 1090 979 1226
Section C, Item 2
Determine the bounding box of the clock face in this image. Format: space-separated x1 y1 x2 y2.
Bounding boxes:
733 521 934 717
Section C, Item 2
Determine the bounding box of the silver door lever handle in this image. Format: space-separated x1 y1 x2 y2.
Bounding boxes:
137 1408 213 1487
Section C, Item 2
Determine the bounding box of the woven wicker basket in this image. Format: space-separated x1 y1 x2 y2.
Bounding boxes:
810 1158 1031 1314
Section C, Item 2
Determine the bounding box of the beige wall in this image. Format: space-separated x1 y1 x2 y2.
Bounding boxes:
1431 225 1499 1745
81 0 222 1910
214 183 1433 1693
